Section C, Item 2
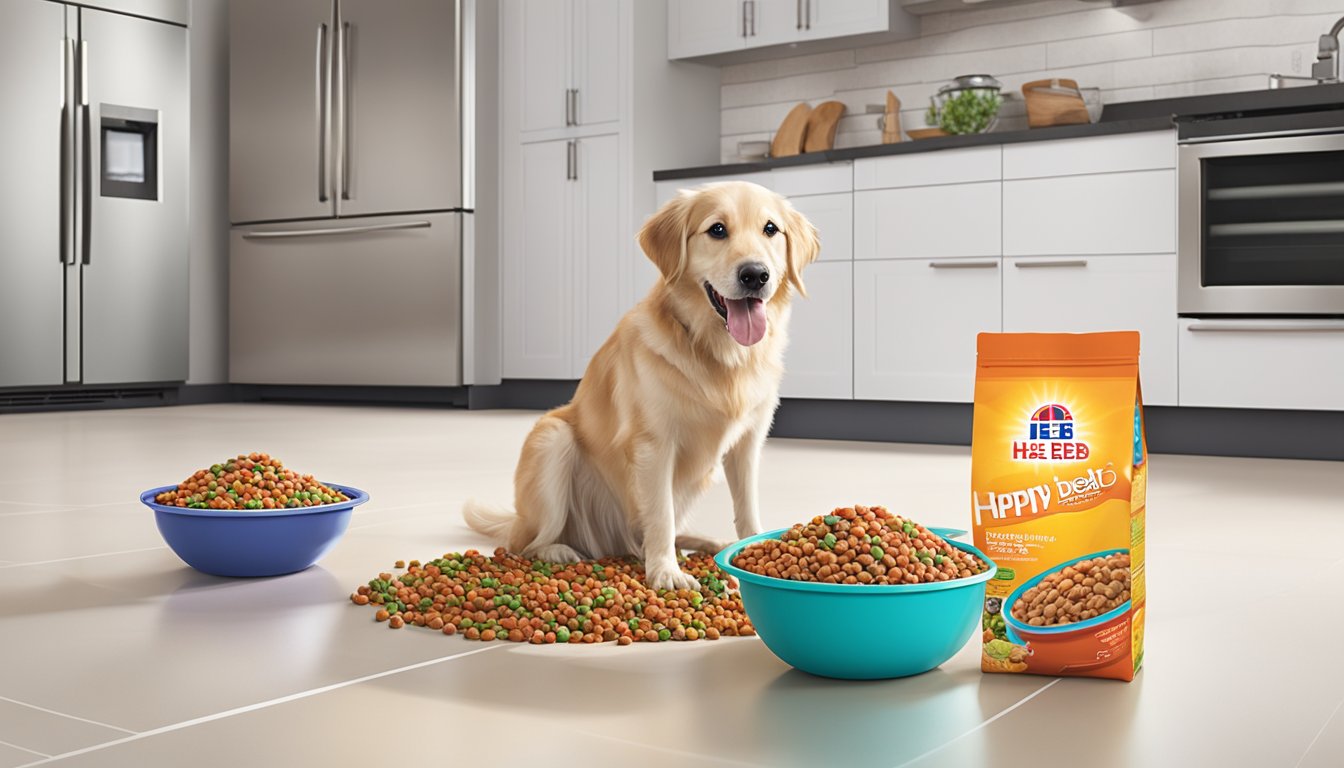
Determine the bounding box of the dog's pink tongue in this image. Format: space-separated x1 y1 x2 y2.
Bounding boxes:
725 298 767 346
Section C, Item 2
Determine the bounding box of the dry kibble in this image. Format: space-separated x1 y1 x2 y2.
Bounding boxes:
153 453 349 510
1011 553 1131 627
353 548 750 645
732 505 989 585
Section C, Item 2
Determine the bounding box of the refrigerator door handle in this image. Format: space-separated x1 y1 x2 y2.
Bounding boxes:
80 101 91 265
241 220 432 239
60 38 74 264
316 23 330 203
339 20 351 201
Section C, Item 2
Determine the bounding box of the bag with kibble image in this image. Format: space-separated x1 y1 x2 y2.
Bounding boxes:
970 332 1146 682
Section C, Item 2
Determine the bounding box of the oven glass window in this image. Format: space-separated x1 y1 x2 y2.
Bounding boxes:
1202 149 1344 287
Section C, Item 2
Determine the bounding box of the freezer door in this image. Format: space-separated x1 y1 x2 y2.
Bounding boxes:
0 1 66 388
230 0 337 223
229 213 462 386
78 8 188 384
336 0 461 216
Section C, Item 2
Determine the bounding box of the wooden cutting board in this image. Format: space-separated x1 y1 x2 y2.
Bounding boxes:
803 100 846 153
882 91 902 144
771 103 812 158
1021 78 1090 128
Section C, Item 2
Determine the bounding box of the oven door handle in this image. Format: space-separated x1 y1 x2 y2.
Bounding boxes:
1187 320 1344 333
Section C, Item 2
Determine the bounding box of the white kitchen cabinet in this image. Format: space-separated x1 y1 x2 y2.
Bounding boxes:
1003 254 1178 406
509 0 621 136
573 134 625 371
1003 170 1176 256
1179 319 1344 411
855 183 1001 260
789 193 852 262
781 261 852 399
854 258 1002 402
668 0 746 59
1002 131 1174 180
668 0 916 61
504 140 574 378
502 2 721 378
517 0 570 134
854 146 1000 190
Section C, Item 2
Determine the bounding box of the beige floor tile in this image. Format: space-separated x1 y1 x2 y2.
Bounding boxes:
0 741 49 768
1299 696 1344 768
0 699 130 759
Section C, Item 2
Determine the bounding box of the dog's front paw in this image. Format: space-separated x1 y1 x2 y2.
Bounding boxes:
645 562 702 592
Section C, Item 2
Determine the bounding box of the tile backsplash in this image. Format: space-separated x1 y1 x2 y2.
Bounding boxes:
719 0 1342 161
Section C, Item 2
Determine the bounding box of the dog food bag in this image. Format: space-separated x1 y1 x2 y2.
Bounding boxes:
970 332 1146 682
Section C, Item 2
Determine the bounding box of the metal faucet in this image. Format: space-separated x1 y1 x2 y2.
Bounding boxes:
1269 15 1344 88
1311 15 1344 82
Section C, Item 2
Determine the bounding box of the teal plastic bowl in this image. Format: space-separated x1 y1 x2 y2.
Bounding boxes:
715 527 997 680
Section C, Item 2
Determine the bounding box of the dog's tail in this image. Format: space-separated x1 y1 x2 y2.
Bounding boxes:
462 499 516 543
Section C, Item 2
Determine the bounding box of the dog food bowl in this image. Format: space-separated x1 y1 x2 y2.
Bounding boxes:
1003 549 1132 676
140 483 368 578
715 527 997 680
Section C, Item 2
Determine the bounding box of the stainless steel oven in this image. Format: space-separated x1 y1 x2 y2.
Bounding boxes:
1178 111 1344 316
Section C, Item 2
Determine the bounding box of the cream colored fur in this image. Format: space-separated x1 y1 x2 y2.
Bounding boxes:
464 181 819 590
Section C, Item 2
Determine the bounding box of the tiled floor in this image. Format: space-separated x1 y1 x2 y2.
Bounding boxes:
0 403 1341 767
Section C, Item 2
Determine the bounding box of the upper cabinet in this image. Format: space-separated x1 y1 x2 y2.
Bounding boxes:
512 0 621 137
668 0 917 62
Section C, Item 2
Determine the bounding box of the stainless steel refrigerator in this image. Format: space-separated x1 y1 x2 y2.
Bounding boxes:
229 0 470 387
0 0 188 389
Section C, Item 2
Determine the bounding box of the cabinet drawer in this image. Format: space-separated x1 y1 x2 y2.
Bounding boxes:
854 146 1000 190
1179 319 1344 411
781 261 852 399
1003 131 1175 179
1003 170 1175 256
768 164 851 197
1003 254 1177 406
854 258 1002 403
790 193 852 261
855 182 1000 260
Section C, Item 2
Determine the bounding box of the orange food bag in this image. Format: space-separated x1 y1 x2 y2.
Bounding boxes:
970 332 1146 681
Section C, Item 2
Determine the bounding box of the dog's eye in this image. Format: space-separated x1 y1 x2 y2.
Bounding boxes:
707 223 728 239
763 221 779 237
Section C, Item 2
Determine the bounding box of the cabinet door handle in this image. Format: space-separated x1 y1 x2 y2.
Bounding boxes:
340 21 352 201
742 1 748 37
928 260 998 269
750 0 756 36
1013 259 1088 268
241 220 431 239
796 0 802 29
566 140 577 181
564 88 572 126
570 88 578 125
805 0 811 30
1187 320 1344 332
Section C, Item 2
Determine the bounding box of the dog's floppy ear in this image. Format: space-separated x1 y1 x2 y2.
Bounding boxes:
638 191 694 283
782 201 820 297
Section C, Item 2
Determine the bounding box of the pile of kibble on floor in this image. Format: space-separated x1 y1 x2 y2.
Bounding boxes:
351 548 754 644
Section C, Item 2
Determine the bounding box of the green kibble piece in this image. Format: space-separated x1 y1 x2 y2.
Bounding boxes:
555 627 571 643
823 533 837 549
920 556 934 567
823 515 839 525
658 628 671 641
934 555 944 565
629 618 640 630
577 605 591 615
418 597 432 608
870 546 884 559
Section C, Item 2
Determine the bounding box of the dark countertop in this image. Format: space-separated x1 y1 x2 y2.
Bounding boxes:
654 83 1344 181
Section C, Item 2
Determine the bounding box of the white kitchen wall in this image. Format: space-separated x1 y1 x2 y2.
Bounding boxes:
188 0 228 385
719 0 1344 161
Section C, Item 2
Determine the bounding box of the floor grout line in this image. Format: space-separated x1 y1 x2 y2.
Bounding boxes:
1295 693 1344 768
0 695 137 735
14 643 507 767
0 738 50 759
0 546 170 570
892 678 1061 768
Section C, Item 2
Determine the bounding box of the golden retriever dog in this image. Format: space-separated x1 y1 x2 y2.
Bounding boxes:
464 181 818 590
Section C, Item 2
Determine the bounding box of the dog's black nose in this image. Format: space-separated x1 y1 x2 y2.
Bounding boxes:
738 262 770 291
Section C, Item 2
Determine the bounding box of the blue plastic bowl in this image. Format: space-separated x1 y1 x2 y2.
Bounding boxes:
715 527 997 680
140 483 368 577
1002 548 1131 645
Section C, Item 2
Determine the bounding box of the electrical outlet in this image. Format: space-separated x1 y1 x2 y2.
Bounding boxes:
1291 49 1303 74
